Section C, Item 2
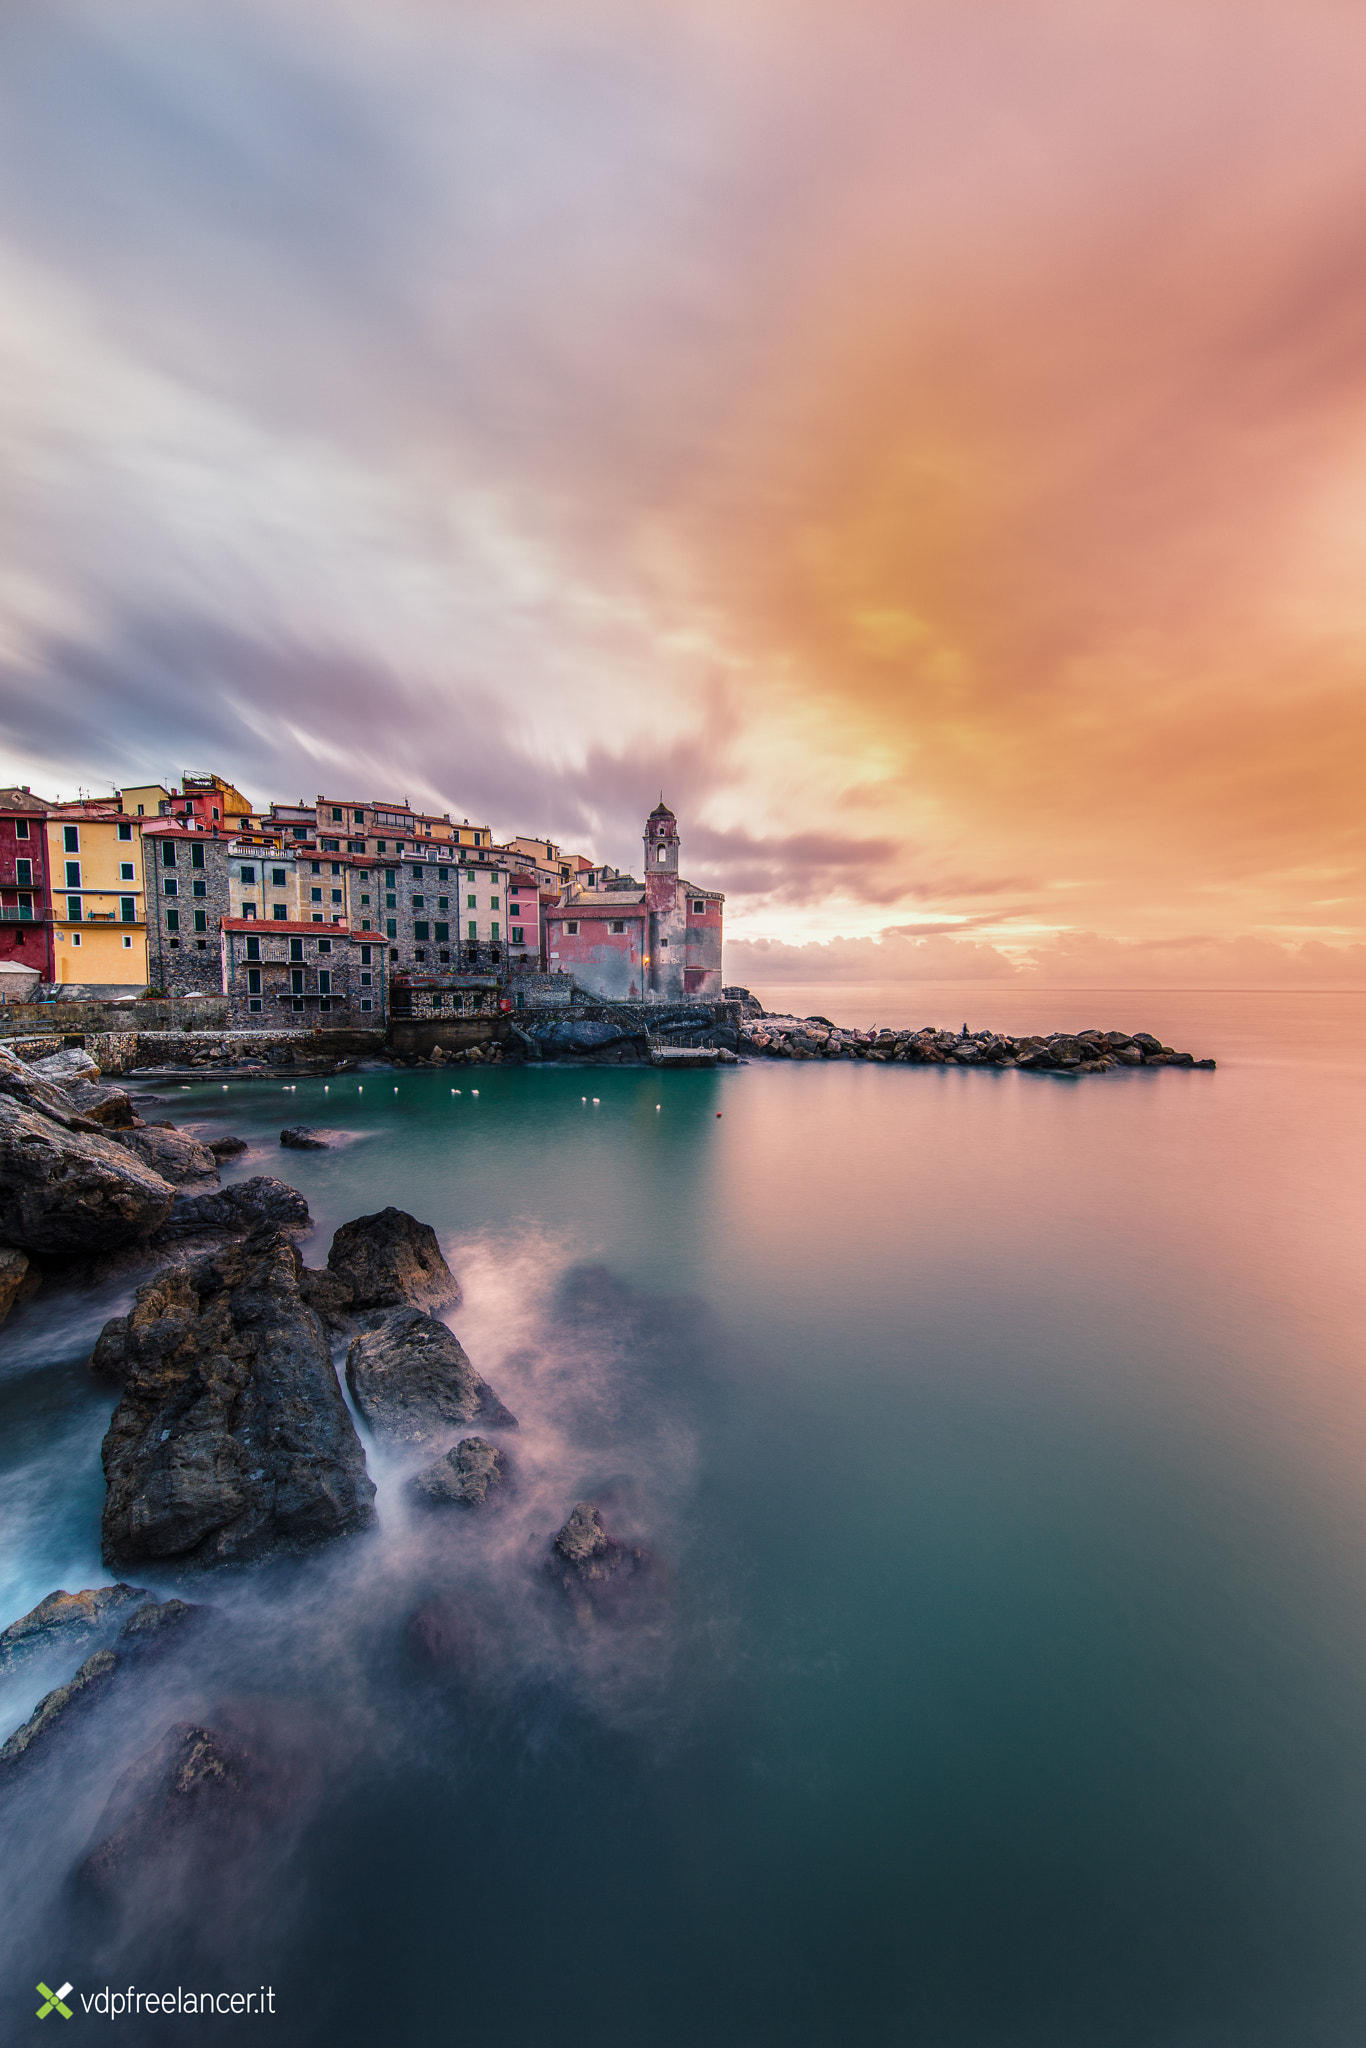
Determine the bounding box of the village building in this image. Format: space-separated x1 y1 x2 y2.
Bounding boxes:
142 817 234 995
47 801 148 987
312 798 494 861
118 773 252 830
220 919 387 1026
0 787 54 981
544 801 723 1001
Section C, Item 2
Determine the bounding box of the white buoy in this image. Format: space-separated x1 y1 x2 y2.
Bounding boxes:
581 1096 587 1103
358 1086 363 1093
592 1097 600 1105
472 1089 479 1097
394 1086 398 1094
656 1105 661 1111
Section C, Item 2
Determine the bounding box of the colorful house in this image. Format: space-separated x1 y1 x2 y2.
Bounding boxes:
0 787 54 982
47 803 147 986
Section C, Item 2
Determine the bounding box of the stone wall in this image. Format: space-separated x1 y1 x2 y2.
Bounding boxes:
0 995 229 1036
143 833 233 995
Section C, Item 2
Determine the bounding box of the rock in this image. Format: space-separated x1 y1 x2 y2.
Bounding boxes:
280 1126 330 1150
0 1245 37 1325
1131 1032 1163 1055
345 1309 516 1442
410 1435 509 1508
118 1598 214 1657
0 1046 176 1257
209 1135 248 1159
100 1227 376 1568
326 1208 460 1312
112 1125 219 1183
0 1648 119 1771
153 1175 310 1243
65 1080 139 1127
0 1584 148 1674
76 1720 263 1894
26 1046 101 1083
300 1267 356 1330
547 1500 648 1612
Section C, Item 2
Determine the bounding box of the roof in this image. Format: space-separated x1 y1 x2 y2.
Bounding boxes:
220 919 376 939
680 880 725 901
648 799 676 820
0 788 48 813
550 893 646 912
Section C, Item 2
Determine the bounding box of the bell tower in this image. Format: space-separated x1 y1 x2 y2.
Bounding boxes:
644 798 678 882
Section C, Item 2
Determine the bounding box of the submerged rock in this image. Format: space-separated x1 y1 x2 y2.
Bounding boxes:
118 1598 215 1658
76 1719 269 1894
280 1126 330 1150
208 1134 248 1160
0 1584 148 1674
152 1175 310 1243
0 1648 119 1771
409 1436 510 1508
100 1227 376 1568
547 1500 650 1614
345 1309 516 1442
326 1207 460 1312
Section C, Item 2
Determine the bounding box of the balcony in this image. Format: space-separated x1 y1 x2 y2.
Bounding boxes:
0 907 52 922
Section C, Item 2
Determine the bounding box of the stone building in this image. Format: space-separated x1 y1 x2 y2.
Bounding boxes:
544 801 723 1001
312 797 494 860
142 819 234 995
221 919 387 1026
0 787 54 981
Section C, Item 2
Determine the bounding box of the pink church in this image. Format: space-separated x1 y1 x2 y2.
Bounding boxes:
544 801 723 1002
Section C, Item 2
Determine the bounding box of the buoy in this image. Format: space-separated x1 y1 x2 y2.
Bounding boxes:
655 1105 661 1111
581 1096 587 1103
472 1089 479 1097
358 1086 363 1093
592 1097 600 1105
716 1111 722 1117
394 1087 398 1093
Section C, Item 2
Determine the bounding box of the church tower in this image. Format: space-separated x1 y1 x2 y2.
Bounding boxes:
644 798 679 885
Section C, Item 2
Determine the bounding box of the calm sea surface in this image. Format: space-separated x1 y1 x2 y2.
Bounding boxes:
2 987 1365 2046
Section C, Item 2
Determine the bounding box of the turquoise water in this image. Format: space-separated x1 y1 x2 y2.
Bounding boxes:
2 991 1366 2044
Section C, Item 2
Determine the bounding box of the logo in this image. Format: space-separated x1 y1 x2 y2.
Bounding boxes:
35 1983 73 2021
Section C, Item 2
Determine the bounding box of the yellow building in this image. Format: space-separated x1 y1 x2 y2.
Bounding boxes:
47 805 148 984
119 783 173 820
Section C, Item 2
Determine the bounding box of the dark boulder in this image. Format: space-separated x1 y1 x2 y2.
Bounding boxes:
345 1310 515 1443
76 1719 270 1894
409 1435 509 1508
112 1125 219 1183
547 1500 649 1615
0 1046 176 1256
280 1127 331 1150
153 1175 310 1243
208 1135 248 1160
0 1245 37 1325
65 1080 139 1127
100 1228 376 1568
0 1583 148 1674
326 1208 459 1312
300 1266 356 1331
118 1598 215 1658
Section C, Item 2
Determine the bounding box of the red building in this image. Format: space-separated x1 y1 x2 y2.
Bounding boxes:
544 801 723 1001
0 787 54 981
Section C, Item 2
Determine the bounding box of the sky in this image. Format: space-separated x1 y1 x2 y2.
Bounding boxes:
1 0 1364 987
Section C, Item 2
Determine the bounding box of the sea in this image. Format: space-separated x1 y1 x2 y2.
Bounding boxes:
1 984 1364 2047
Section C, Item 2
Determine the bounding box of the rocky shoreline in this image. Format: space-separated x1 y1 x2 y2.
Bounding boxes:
734 1010 1215 1072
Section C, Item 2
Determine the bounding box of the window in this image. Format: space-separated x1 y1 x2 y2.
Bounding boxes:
119 861 134 882
467 919 477 940
311 888 323 903
354 811 365 825
467 894 477 909
123 934 133 949
165 908 179 932
270 868 286 887
412 894 425 910
192 879 206 897
411 865 423 881
273 904 288 920
292 825 308 839
15 859 31 887
434 922 449 943
360 997 373 1012
437 866 449 882
65 860 81 889
312 913 323 923
120 897 136 923
389 947 398 962
610 920 625 934
71 930 81 946
161 840 176 866
242 903 257 919
331 808 343 822
63 825 79 853
240 865 256 885
437 896 448 911
289 938 303 961
413 921 430 942
249 998 263 1013
291 968 305 995
386 918 397 939
347 838 365 853
15 819 28 839
194 910 207 933
292 995 304 1011
247 967 262 995
321 839 339 853
439 948 450 964
191 843 204 870
330 888 342 905
472 831 481 846
360 893 371 908
317 938 332 955
385 892 397 911
16 894 31 918
376 840 387 854
163 877 178 897
360 970 372 988
414 948 426 963
511 926 524 945
385 867 397 882
358 869 371 882
566 921 579 935
117 821 132 841
318 969 331 995
212 807 219 820
360 918 371 931
491 921 500 940
67 894 82 921
311 861 321 876
320 995 332 1012
692 900 706 915
245 934 260 961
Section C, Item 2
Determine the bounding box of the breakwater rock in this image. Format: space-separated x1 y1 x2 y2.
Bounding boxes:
739 1019 1215 1072
0 1043 176 1256
99 1227 376 1569
345 1310 516 1442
